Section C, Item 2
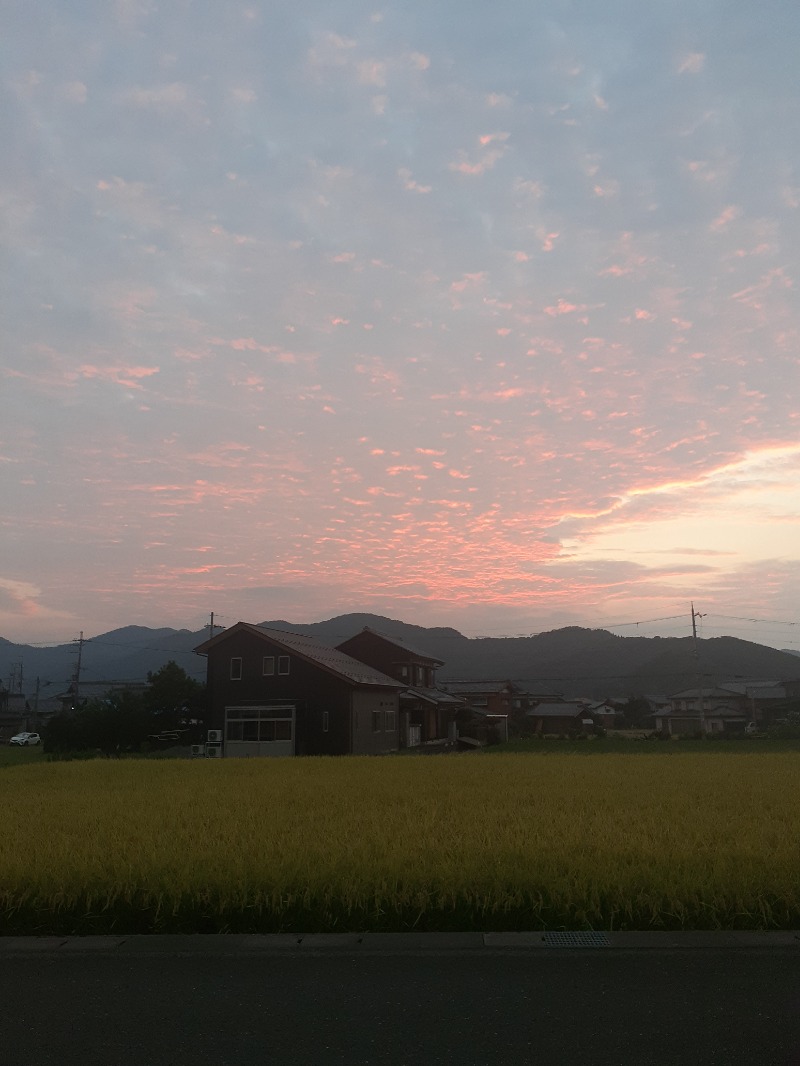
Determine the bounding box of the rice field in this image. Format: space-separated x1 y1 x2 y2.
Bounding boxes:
1 752 799 934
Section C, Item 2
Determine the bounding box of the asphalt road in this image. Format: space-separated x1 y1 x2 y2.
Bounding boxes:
3 935 800 1066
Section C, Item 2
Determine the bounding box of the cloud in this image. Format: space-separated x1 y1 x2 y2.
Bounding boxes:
449 134 510 176
60 81 87 103
78 365 160 390
123 82 202 120
709 205 741 232
677 53 705 74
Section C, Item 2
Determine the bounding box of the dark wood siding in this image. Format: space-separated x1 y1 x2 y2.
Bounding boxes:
203 630 398 755
338 630 439 687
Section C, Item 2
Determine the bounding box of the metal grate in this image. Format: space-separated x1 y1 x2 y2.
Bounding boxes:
541 931 611 947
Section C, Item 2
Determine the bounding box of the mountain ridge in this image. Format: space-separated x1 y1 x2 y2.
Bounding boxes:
4 613 798 702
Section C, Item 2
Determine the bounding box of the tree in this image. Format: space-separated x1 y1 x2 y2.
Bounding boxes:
144 661 206 730
42 664 206 755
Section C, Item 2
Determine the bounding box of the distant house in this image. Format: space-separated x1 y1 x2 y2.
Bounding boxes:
654 680 791 735
583 700 617 730
441 680 519 716
525 702 594 735
336 627 463 745
194 622 403 757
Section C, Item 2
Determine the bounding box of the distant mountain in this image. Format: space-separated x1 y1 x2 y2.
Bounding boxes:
2 614 800 701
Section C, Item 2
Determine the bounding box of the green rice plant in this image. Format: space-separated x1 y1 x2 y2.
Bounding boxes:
0 753 798 934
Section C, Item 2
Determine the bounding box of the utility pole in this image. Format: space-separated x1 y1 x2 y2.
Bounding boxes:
8 662 23 695
691 603 706 735
72 632 84 709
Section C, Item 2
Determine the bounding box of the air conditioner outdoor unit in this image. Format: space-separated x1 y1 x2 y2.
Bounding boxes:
207 729 222 744
206 744 222 759
190 744 205 757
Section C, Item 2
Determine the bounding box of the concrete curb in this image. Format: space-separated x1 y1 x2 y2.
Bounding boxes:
0 931 798 955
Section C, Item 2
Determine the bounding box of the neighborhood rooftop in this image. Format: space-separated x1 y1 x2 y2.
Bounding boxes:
348 626 445 665
195 623 402 688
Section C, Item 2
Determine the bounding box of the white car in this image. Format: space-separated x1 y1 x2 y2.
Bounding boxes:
9 732 41 746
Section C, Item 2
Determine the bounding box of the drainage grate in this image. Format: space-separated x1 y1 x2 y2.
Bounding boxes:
541 931 611 948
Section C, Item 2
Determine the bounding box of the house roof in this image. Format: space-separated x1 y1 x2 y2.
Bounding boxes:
669 687 743 699
194 622 403 689
442 680 519 695
655 706 748 719
721 683 786 700
401 687 465 706
340 626 445 665
525 702 585 718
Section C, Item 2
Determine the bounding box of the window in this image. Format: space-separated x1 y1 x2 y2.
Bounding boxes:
385 708 397 732
400 665 409 680
225 705 294 745
372 709 383 732
263 656 275 676
278 655 290 675
275 720 292 742
322 711 329 733
230 657 242 680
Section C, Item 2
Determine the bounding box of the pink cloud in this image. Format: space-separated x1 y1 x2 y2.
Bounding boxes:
79 365 160 389
478 131 510 146
398 168 432 194
449 136 509 176
544 298 583 316
357 59 387 87
450 272 487 293
406 52 430 70
709 205 741 232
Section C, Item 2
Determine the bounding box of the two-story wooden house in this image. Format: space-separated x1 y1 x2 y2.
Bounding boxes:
194 622 403 757
335 627 463 745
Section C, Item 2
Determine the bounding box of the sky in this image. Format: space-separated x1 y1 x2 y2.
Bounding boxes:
3 1 800 650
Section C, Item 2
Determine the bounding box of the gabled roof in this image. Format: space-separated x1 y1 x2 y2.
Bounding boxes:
339 626 445 665
401 686 465 706
442 680 519 695
194 622 402 689
669 687 743 699
724 684 786 700
525 702 585 718
655 706 747 719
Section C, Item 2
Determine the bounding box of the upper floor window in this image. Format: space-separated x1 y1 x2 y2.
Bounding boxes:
278 655 290 675
230 657 243 681
263 656 275 676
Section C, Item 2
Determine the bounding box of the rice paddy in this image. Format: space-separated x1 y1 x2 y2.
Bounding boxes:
1 751 798 934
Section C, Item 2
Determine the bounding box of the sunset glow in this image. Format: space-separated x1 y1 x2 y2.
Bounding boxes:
2 2 800 647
